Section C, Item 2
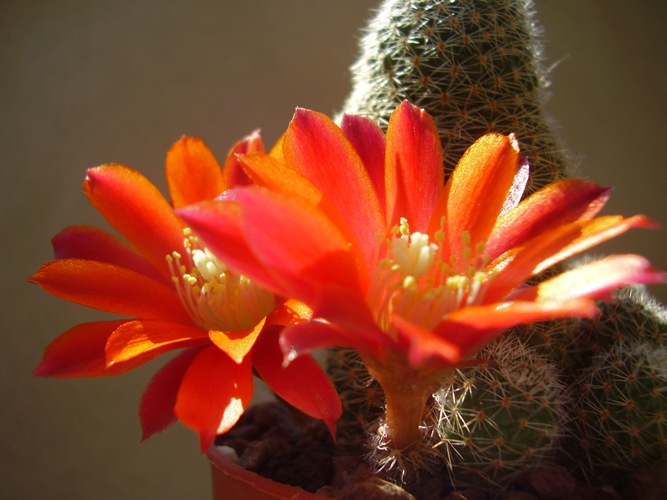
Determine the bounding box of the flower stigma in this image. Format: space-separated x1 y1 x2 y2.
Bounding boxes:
367 217 492 334
166 228 275 331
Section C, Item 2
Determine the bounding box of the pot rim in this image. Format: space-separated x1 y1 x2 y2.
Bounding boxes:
206 444 323 499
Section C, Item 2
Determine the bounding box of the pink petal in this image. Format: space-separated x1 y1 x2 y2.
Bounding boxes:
140 347 202 441
511 254 667 303
308 287 393 358
254 326 342 439
430 299 600 362
486 179 612 259
280 318 387 363
486 214 657 301
175 346 253 452
284 108 384 264
33 320 128 378
221 129 265 189
30 259 191 324
177 198 285 293
341 114 387 213
391 316 463 368
499 157 530 216
235 187 363 301
52 225 165 283
385 101 444 232
84 165 186 279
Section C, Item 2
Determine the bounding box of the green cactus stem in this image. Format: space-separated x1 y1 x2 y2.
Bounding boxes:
562 285 667 484
576 285 666 357
340 0 568 194
569 338 667 485
327 0 667 493
429 335 567 492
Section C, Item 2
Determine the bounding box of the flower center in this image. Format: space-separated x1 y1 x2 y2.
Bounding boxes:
367 218 491 333
166 228 275 331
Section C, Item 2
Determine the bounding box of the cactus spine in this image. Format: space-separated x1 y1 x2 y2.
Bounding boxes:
570 339 667 484
430 336 568 492
339 0 569 194
328 0 667 494
329 337 569 493
566 286 667 485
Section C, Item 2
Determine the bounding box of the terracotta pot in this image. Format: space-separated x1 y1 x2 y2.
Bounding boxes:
207 445 323 499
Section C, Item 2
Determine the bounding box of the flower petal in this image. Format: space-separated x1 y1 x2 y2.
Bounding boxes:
208 318 266 364
280 318 387 362
445 133 519 265
84 165 185 278
254 326 342 438
237 152 322 206
265 299 312 327
221 129 265 188
511 254 667 303
385 101 444 231
234 187 363 301
166 136 226 209
52 225 164 282
30 259 191 323
499 156 530 216
391 316 464 367
139 347 202 441
177 198 290 293
486 179 612 259
284 108 384 263
105 319 209 369
175 346 253 452
310 288 393 357
486 215 657 301
413 299 601 366
33 320 128 378
341 113 387 213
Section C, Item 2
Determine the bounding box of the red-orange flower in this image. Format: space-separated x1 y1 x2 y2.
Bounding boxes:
31 133 341 451
180 101 665 448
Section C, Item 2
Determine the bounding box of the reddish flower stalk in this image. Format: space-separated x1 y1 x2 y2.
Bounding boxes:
180 101 665 450
31 133 341 451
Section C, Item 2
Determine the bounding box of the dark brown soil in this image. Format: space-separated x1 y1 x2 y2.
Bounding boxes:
214 402 665 499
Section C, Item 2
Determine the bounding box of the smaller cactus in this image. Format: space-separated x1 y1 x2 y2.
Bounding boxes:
429 335 568 493
346 335 568 491
568 338 667 485
326 348 385 450
510 318 580 373
576 285 666 356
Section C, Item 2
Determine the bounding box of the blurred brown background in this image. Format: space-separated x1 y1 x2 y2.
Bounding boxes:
2 1 666 498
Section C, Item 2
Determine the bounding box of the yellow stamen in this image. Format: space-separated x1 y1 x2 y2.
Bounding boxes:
367 218 493 334
166 228 275 331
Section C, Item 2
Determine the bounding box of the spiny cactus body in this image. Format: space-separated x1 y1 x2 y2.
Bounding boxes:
575 285 666 357
558 285 667 484
430 336 567 493
329 0 667 494
340 0 568 194
326 348 385 450
510 318 580 372
329 337 568 493
569 338 667 485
